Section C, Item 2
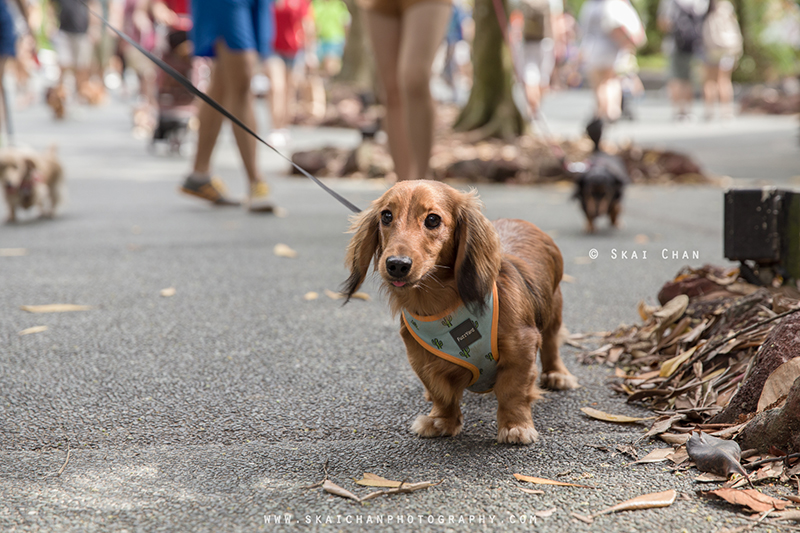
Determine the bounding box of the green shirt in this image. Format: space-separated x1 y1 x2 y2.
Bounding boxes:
312 0 349 42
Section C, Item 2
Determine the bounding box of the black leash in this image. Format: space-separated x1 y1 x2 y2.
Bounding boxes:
86 5 362 214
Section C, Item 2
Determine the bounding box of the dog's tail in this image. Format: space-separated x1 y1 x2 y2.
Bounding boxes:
586 118 603 152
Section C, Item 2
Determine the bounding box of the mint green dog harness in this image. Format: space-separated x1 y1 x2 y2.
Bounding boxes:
401 284 500 393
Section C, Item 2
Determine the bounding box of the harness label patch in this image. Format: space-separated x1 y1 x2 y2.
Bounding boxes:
450 319 481 351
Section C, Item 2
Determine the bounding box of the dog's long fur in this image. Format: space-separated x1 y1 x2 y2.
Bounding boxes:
343 180 578 444
0 146 64 223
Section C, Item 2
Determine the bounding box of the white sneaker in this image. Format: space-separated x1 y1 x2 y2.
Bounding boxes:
266 129 290 148
247 181 275 213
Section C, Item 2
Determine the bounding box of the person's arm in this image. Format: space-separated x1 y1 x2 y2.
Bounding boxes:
151 0 178 26
12 0 32 32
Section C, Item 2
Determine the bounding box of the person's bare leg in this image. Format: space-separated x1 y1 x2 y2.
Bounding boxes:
398 2 451 180
193 52 227 175
703 63 718 119
364 11 410 181
215 43 260 184
718 66 734 118
266 56 288 130
603 74 622 121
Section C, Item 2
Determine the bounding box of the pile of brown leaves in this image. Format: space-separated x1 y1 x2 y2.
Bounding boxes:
290 103 716 185
579 265 800 424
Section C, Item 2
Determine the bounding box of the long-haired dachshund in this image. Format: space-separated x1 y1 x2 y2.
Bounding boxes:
342 180 579 444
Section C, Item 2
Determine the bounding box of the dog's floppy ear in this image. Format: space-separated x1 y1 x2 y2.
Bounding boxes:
341 206 382 302
454 190 501 313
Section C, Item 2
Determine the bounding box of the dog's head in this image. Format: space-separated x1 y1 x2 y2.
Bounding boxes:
0 149 37 191
342 180 501 314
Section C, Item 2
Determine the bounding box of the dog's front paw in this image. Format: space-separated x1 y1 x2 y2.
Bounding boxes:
411 415 462 438
540 371 580 390
497 425 539 445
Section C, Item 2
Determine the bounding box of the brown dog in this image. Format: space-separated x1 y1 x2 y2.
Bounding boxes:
0 146 64 222
343 180 579 444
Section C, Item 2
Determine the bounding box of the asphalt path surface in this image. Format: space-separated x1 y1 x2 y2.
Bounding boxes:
1 90 798 532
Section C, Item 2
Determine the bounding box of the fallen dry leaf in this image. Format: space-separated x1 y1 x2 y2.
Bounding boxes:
595 489 677 515
571 511 594 524
325 289 370 301
562 274 576 283
707 488 789 513
686 432 750 483
631 448 674 465
519 488 545 495
273 243 298 258
322 480 361 502
695 472 729 483
660 433 690 446
0 248 27 257
354 473 402 488
18 325 48 336
160 287 176 297
20 304 92 313
580 407 655 424
757 357 800 412
653 295 689 324
659 346 698 378
514 473 596 489
636 414 686 444
534 507 557 518
304 292 319 301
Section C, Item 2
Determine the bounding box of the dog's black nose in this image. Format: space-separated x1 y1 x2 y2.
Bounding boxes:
386 255 412 278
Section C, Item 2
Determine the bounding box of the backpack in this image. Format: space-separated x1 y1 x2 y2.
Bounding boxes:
520 0 551 41
672 1 704 53
702 1 742 57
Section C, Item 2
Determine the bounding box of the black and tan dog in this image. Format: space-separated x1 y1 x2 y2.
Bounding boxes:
574 118 629 233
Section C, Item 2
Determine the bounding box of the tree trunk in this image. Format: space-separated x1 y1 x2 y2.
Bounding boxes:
710 311 800 424
738 376 800 454
453 0 524 140
335 0 375 89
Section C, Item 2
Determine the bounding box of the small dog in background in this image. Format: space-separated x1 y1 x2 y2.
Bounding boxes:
573 118 629 233
343 180 579 445
0 146 64 222
46 85 67 119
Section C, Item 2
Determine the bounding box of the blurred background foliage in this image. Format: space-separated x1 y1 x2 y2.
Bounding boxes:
565 0 800 82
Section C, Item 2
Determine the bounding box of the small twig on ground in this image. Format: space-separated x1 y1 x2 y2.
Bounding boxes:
358 480 443 503
745 453 800 471
301 459 329 489
57 441 71 477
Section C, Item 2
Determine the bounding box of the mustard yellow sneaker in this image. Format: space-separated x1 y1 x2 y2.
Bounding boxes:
247 181 275 213
180 175 240 206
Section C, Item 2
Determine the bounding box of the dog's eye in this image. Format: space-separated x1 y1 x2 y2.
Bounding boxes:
381 210 393 225
424 214 441 229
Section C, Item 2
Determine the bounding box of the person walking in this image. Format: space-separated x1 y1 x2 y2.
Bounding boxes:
0 0 32 140
180 0 275 212
359 0 452 181
578 0 644 122
701 0 741 120
658 0 709 120
516 0 564 117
